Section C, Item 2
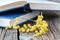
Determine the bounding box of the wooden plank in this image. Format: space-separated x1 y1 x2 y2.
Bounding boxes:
0 29 18 40
4 29 18 40
0 29 6 40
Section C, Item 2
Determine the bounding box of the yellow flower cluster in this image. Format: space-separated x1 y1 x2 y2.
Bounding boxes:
5 15 48 37
5 18 20 30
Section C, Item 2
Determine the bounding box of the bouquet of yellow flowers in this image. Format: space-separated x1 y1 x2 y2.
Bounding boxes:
5 15 48 37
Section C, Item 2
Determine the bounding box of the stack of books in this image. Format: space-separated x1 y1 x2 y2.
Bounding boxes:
0 0 60 28
0 11 39 28
0 0 60 11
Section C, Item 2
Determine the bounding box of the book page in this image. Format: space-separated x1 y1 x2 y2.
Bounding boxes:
0 0 26 11
0 18 11 27
0 0 25 6
26 0 60 10
26 0 59 4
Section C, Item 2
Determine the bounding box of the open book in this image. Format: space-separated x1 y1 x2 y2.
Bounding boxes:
0 0 60 28
0 11 39 28
0 0 60 11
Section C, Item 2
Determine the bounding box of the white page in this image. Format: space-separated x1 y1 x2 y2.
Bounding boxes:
0 0 60 11
0 0 59 6
0 18 11 27
26 0 59 4
0 0 25 6
0 11 39 27
26 0 60 10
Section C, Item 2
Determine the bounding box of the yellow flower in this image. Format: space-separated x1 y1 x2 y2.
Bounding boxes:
21 28 25 32
13 21 19 26
37 15 43 19
13 26 17 29
35 30 38 33
7 26 12 28
33 33 40 37
5 15 49 37
15 18 19 21
39 29 46 35
36 25 41 28
23 24 27 29
28 24 31 28
13 18 19 26
26 28 30 32
30 26 36 32
42 27 48 32
5 25 12 30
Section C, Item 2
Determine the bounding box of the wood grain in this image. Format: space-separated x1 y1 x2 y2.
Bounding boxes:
0 29 18 40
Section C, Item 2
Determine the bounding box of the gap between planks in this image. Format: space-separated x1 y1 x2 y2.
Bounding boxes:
0 29 18 40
